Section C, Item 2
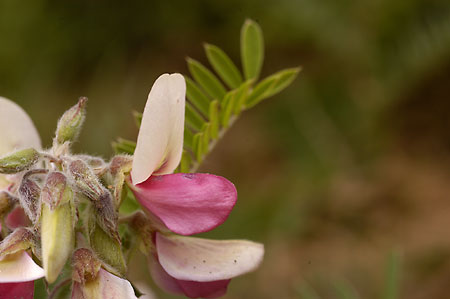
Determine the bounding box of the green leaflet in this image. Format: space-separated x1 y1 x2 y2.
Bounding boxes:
245 67 301 108
220 91 237 128
185 77 211 117
234 80 253 114
112 138 136 155
116 19 299 173
205 43 243 89
184 128 194 150
209 100 220 139
179 151 192 173
185 103 205 131
192 132 203 162
241 19 264 81
187 57 227 100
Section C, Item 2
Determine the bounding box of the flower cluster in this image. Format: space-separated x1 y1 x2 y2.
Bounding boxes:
0 73 264 298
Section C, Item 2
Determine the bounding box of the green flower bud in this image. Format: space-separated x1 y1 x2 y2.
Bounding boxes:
72 248 102 284
93 191 120 243
68 159 104 200
41 172 69 209
41 178 75 283
128 211 155 253
18 171 44 224
89 223 126 277
0 227 34 259
55 97 87 145
0 148 40 174
107 155 132 207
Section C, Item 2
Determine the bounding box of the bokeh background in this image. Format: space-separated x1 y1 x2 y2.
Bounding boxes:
2 0 450 298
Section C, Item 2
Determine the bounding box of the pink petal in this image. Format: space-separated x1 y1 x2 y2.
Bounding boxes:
131 74 185 184
0 281 34 299
0 97 41 156
156 233 264 282
132 173 237 235
6 206 30 229
71 268 137 299
177 280 230 299
0 251 44 283
149 255 230 299
148 256 183 296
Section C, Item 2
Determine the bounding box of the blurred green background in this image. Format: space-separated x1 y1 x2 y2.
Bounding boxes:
2 0 450 298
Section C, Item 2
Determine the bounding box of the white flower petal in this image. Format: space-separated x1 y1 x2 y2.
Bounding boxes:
72 268 137 299
156 233 264 282
131 73 186 184
0 251 45 283
0 96 41 156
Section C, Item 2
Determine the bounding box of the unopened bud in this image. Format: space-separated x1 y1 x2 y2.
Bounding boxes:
0 227 34 259
41 182 75 283
41 172 68 209
72 248 102 284
75 154 106 169
90 223 126 276
108 155 132 206
0 148 40 174
128 211 155 253
55 97 87 145
93 191 120 243
18 172 43 224
68 159 104 200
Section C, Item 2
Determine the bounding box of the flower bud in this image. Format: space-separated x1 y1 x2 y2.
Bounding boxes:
55 97 87 145
0 148 40 174
72 248 102 284
41 177 75 283
93 191 120 243
68 159 104 200
107 155 132 206
41 172 68 210
89 223 126 276
0 227 34 259
18 172 43 224
127 211 156 253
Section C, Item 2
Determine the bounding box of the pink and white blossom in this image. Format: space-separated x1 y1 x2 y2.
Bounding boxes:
130 73 264 298
0 97 44 298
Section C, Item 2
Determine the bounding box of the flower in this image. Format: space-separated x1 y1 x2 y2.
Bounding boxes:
129 74 264 298
72 268 137 299
72 248 137 299
0 97 44 298
130 73 237 236
0 251 45 299
149 234 264 298
71 248 139 299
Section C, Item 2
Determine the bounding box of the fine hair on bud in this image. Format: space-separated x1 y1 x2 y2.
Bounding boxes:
55 97 87 145
0 148 40 174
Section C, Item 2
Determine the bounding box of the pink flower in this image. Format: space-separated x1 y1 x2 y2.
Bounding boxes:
0 97 41 164
129 74 264 298
149 234 264 298
0 252 45 299
72 268 138 299
130 74 237 236
0 97 44 298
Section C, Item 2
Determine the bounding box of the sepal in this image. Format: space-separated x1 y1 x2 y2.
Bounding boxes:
0 148 40 174
0 227 34 259
41 180 75 283
55 97 87 145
